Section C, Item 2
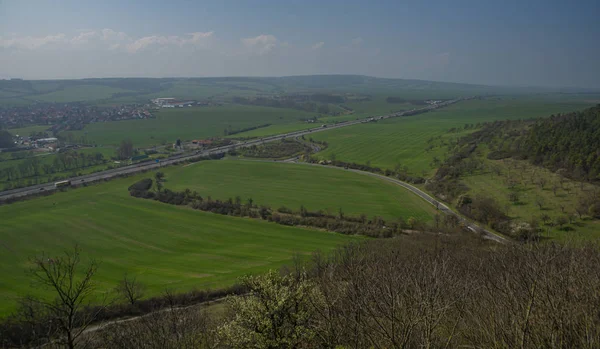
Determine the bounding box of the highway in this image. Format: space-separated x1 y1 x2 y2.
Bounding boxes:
0 98 462 202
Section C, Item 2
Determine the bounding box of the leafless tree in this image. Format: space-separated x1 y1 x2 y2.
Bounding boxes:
115 274 145 305
28 245 103 349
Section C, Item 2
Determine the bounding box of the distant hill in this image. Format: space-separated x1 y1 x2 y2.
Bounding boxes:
1 75 598 106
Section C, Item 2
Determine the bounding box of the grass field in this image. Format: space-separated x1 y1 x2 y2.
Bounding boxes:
6 125 50 136
165 160 437 222
26 85 133 103
69 105 316 147
0 164 370 315
312 98 596 176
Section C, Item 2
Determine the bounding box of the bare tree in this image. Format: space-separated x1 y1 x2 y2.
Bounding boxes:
115 274 145 305
28 245 103 349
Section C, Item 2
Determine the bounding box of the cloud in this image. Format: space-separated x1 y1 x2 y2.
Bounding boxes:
351 37 364 46
126 31 213 53
0 33 66 49
242 34 277 55
0 29 211 53
71 31 97 45
311 41 325 50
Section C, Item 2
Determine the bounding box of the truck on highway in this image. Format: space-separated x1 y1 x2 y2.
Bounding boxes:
55 180 71 188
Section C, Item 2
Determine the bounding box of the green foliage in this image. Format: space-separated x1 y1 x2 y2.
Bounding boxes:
236 140 308 159
523 105 600 181
127 178 153 192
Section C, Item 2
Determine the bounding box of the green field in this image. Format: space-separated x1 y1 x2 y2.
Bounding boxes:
312 98 596 176
6 125 50 136
165 160 437 222
27 85 133 103
0 164 372 314
69 105 316 147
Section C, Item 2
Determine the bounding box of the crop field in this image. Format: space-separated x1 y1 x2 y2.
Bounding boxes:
0 166 363 315
69 105 316 147
312 98 595 176
6 125 50 136
26 85 133 103
165 160 437 222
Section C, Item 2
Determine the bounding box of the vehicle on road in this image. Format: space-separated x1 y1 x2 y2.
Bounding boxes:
55 180 71 188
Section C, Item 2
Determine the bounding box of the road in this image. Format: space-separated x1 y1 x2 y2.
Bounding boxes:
0 99 463 201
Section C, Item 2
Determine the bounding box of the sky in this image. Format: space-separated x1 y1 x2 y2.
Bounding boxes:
1 0 599 88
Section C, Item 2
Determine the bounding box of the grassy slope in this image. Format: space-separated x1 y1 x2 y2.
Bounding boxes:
0 165 360 315
165 160 437 222
70 105 316 147
312 98 595 176
462 157 600 241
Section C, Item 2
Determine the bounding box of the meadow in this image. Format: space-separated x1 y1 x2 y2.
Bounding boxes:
0 167 364 315
70 105 316 147
462 157 600 240
0 158 440 315
165 159 437 222
311 98 596 176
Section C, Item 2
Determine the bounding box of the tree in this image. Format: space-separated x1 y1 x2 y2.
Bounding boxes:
0 130 15 148
218 270 318 348
508 191 520 204
555 215 569 230
27 246 102 349
115 274 145 305
116 139 134 160
535 196 545 210
407 216 416 229
154 172 164 192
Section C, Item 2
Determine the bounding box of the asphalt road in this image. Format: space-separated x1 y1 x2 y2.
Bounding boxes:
0 99 463 201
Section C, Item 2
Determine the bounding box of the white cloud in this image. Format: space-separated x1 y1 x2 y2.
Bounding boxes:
0 33 66 49
71 31 97 45
311 41 325 50
242 34 277 55
0 29 211 53
101 28 129 42
351 37 363 46
126 31 213 53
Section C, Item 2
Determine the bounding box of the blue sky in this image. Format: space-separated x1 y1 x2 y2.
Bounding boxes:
1 0 599 87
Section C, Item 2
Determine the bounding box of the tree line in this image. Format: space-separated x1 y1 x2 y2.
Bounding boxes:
482 104 600 182
308 158 426 184
0 151 108 185
223 123 271 136
229 139 309 159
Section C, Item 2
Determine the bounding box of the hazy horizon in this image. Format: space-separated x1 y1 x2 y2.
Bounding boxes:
1 0 599 88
